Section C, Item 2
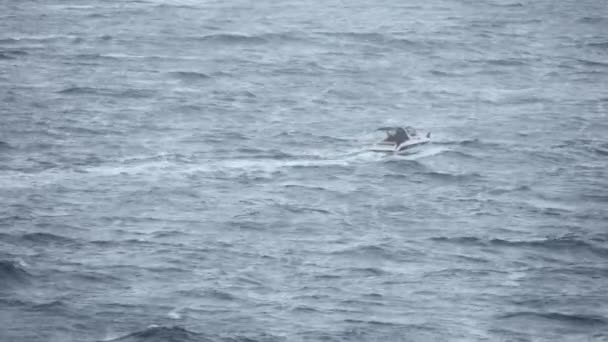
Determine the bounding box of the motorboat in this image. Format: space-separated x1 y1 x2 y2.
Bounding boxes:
369 126 431 153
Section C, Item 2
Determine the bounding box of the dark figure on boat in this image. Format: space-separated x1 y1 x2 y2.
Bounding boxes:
384 127 409 146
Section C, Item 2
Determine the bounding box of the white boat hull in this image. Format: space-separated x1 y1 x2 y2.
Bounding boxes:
369 133 430 154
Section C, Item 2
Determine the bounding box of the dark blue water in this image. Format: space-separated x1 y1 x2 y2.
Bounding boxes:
1 0 607 341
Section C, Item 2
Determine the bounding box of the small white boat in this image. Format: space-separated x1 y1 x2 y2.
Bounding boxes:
369 126 431 153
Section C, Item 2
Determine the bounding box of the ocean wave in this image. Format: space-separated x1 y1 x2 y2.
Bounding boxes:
380 173 411 181
228 219 269 231
73 271 122 283
577 58 608 68
0 260 31 287
291 305 321 313
168 71 211 81
29 300 68 311
234 148 295 160
499 312 608 326
273 131 352 144
553 139 608 158
154 3 199 10
204 289 236 301
276 203 331 215
0 52 15 60
431 236 608 257
338 245 390 258
429 69 462 77
435 150 480 160
591 232 608 243
1 49 28 58
586 41 608 49
123 152 194 165
580 193 608 203
341 266 388 276
74 53 121 61
314 274 342 281
424 268 506 278
193 33 267 45
468 58 528 66
87 13 107 18
0 141 12 150
281 183 327 191
55 124 124 137
0 298 28 307
487 185 531 195
152 230 189 239
106 325 284 342
491 2 524 7
106 326 206 342
258 31 310 43
331 244 407 261
578 16 608 24
57 86 155 98
431 236 483 245
591 146 608 156
20 232 77 245
433 138 503 149
422 171 482 182
533 266 608 278
0 38 18 44
381 158 426 171
344 319 401 326
320 31 386 42
317 31 428 50
0 34 75 44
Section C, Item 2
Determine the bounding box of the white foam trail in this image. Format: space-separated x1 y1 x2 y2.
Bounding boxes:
0 145 447 187
393 145 451 160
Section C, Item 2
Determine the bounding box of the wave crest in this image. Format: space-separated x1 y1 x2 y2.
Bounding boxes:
195 33 266 44
108 326 207 342
21 232 76 245
431 236 608 257
0 260 31 287
500 312 608 326
168 71 211 81
57 86 154 98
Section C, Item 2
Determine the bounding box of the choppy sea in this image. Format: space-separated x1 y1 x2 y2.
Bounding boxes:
1 0 607 341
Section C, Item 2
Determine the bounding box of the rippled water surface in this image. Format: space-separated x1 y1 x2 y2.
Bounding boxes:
1 0 607 341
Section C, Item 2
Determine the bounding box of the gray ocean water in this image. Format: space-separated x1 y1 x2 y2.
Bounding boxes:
1 0 607 341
